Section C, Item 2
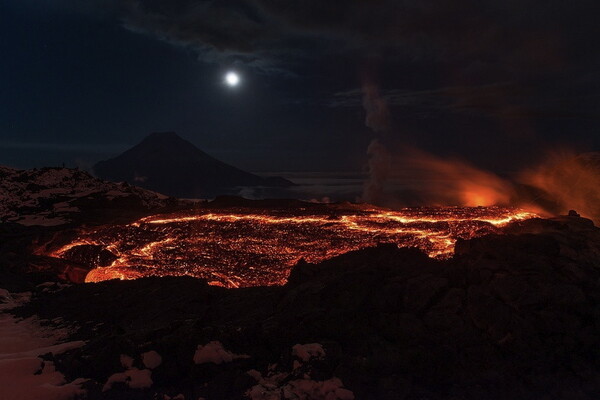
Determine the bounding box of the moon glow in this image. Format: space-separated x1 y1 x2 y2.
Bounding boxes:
225 72 240 86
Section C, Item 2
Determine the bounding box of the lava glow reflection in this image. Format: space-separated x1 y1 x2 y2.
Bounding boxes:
46 206 537 288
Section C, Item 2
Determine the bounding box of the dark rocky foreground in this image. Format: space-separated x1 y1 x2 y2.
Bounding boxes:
5 215 600 399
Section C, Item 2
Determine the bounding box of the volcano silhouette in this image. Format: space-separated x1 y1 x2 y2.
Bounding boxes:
93 132 293 198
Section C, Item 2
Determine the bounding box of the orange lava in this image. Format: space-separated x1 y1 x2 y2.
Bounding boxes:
46 206 537 287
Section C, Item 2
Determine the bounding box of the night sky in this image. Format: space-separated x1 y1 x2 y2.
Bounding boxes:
2 0 599 175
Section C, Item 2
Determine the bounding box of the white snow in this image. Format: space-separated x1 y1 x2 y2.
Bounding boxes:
193 341 249 365
0 339 85 361
284 378 354 400
102 367 153 391
247 373 354 400
0 288 11 302
0 288 87 400
292 343 326 362
120 354 134 369
105 190 129 197
53 202 79 213
0 357 87 400
142 350 162 369
162 394 185 400
246 343 354 400
16 215 68 226
0 166 173 226
103 351 161 392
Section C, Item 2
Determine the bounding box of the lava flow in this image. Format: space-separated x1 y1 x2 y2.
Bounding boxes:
45 205 537 288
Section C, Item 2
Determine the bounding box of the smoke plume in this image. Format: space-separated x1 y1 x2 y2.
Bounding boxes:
363 139 392 204
519 151 600 222
401 149 516 207
362 84 391 134
359 82 520 209
361 83 392 204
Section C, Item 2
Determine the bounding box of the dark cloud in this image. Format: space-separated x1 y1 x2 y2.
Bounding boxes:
330 79 600 122
122 1 265 53
254 0 599 75
48 0 596 91
78 0 310 75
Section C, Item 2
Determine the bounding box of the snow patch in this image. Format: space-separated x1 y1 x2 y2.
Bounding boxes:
0 288 11 303
120 354 134 369
53 202 80 213
103 368 153 391
0 358 87 400
246 343 354 400
0 166 174 225
0 288 87 400
162 394 185 400
103 351 161 392
292 343 325 362
0 339 85 361
142 350 162 369
15 214 68 226
193 341 249 365
247 374 354 400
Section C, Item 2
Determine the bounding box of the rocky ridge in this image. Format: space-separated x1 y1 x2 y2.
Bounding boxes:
0 166 181 226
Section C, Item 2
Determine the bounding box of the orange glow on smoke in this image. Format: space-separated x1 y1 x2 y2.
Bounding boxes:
402 149 516 207
520 152 600 223
43 206 537 288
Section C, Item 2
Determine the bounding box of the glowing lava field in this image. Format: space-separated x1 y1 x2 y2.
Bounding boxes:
43 205 537 288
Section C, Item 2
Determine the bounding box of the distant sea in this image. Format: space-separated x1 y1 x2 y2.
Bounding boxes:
228 171 436 205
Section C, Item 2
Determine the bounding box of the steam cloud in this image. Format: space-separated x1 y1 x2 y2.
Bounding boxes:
520 152 600 222
359 81 520 208
401 149 516 207
358 84 600 221
361 83 392 204
380 146 600 223
359 82 516 209
362 139 391 205
362 84 391 134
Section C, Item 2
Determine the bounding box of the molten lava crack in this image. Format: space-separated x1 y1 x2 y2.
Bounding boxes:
44 206 537 287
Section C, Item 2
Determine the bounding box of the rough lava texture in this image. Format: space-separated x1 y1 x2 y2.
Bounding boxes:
93 132 293 199
5 214 600 399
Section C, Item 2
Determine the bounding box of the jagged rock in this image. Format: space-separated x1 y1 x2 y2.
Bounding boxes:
455 233 560 260
403 274 448 313
489 273 541 309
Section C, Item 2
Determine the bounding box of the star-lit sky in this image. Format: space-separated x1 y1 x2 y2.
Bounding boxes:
1 0 599 174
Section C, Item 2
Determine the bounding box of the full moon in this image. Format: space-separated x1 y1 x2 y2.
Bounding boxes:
225 72 240 87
